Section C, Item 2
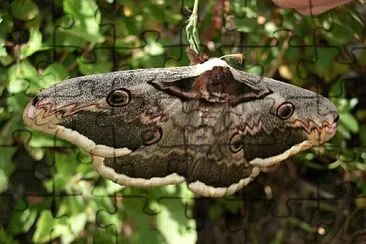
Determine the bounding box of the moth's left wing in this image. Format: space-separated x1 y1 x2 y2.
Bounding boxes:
23 66 200 157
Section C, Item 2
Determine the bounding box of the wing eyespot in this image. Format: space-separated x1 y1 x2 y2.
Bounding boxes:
229 133 243 153
142 127 163 146
276 102 295 120
107 88 131 107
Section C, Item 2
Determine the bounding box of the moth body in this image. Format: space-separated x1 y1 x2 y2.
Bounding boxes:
23 57 338 197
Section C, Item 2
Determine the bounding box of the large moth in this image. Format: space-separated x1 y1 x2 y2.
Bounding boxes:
23 51 339 197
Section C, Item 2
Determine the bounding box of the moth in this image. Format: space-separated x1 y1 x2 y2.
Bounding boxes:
23 51 339 197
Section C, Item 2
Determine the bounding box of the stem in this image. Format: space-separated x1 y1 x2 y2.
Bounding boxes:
186 0 201 54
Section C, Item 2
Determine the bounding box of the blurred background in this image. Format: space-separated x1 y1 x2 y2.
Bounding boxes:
0 0 365 243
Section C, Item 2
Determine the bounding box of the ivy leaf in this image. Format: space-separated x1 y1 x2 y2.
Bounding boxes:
0 147 16 193
19 28 43 60
62 0 104 43
11 0 39 21
68 214 87 239
329 80 346 98
8 207 38 235
156 201 196 244
33 211 74 243
32 211 57 243
340 112 359 133
0 41 7 57
0 229 19 244
77 57 112 75
7 61 40 93
41 63 69 87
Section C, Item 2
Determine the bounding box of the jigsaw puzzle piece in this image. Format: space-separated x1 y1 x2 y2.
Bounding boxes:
93 186 197 243
344 201 366 243
193 182 279 243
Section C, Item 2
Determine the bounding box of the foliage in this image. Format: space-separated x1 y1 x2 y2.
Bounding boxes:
0 0 365 243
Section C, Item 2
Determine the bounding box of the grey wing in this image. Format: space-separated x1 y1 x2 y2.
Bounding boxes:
94 96 261 197
91 67 272 197
91 67 324 197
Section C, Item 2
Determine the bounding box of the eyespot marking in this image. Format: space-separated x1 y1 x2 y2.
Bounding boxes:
142 127 163 146
277 102 295 120
106 88 131 107
229 133 243 153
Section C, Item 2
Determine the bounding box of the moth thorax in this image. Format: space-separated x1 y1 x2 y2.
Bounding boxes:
205 66 237 98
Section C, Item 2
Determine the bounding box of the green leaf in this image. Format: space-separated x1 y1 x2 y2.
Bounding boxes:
340 113 359 133
0 228 19 244
329 80 346 98
122 194 164 244
0 169 9 193
337 98 359 113
349 98 358 110
8 207 38 235
41 63 69 87
246 65 264 76
19 28 43 59
62 0 104 43
156 202 196 244
143 34 164 56
77 57 112 75
27 130 60 147
0 41 7 57
236 18 258 33
0 147 16 176
33 210 56 243
0 147 16 193
316 48 334 73
7 94 29 115
313 48 350 82
11 0 39 21
7 61 40 93
68 214 87 240
33 211 74 243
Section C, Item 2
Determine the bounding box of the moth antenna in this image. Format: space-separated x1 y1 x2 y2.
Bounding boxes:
219 53 245 64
